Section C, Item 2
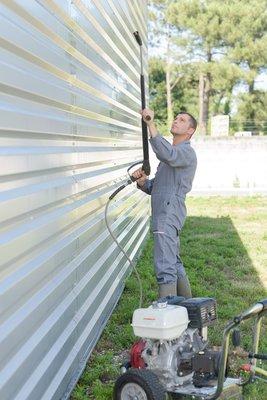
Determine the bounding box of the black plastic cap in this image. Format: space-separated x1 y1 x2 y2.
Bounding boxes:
259 299 267 311
133 31 142 46
232 329 241 347
158 295 185 305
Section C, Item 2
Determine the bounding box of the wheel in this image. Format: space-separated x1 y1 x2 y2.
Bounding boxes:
113 369 167 400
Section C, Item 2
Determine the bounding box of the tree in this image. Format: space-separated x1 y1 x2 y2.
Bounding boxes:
148 57 167 124
149 0 197 129
221 0 267 132
149 57 199 134
167 0 231 134
148 0 267 135
235 91 267 134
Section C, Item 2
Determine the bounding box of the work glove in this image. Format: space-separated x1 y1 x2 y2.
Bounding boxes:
132 168 147 187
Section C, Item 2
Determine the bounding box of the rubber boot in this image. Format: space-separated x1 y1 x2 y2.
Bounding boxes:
176 276 192 299
158 282 177 298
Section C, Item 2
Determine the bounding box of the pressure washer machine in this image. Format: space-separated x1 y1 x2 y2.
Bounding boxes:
113 297 267 400
105 32 267 400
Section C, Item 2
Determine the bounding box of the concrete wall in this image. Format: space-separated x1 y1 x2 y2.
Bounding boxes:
191 137 267 196
149 136 267 196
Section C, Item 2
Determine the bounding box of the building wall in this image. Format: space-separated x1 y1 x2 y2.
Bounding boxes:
0 1 149 399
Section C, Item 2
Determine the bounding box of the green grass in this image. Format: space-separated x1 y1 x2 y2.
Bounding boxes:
71 196 267 400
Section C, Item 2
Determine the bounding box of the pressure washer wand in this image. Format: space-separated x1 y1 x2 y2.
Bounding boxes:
108 30 151 195
103 31 152 308
133 30 151 178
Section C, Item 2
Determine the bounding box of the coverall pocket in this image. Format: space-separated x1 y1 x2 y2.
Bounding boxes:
170 195 187 231
151 193 171 231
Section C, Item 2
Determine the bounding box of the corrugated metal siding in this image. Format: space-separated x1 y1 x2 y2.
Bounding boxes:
0 1 149 399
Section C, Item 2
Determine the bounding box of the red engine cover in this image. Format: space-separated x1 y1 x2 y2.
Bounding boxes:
130 340 146 369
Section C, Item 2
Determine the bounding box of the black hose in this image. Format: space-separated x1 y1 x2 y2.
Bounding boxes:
248 352 267 360
105 185 143 308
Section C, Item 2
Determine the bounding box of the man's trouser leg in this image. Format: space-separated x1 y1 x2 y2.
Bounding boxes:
153 223 178 298
176 235 192 298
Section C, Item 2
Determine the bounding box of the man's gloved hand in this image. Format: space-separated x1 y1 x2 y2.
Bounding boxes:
132 167 147 187
140 108 154 124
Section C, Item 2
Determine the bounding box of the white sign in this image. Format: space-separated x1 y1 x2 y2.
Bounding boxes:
234 131 252 137
211 115 230 137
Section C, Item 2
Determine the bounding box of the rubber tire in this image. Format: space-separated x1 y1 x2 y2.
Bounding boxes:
113 369 166 400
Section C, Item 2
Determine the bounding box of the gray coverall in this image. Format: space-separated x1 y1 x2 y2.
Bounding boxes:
138 134 197 286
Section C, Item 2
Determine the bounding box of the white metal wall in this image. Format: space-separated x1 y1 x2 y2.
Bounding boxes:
0 1 149 399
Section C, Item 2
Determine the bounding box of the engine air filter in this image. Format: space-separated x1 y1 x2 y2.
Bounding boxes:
180 298 217 329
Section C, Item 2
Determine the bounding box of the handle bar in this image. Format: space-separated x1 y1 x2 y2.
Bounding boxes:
233 301 265 323
206 299 267 400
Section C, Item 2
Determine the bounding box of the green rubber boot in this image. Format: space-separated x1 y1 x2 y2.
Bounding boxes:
158 282 177 298
177 276 192 298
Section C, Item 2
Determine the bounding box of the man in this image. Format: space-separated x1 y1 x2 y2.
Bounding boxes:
132 108 197 299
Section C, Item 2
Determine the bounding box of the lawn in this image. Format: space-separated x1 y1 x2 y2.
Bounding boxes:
71 196 267 400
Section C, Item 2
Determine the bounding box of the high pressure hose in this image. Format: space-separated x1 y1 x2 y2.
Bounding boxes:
104 192 143 309
104 163 144 309
103 31 150 309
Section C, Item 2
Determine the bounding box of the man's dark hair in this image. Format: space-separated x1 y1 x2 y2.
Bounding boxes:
178 112 197 133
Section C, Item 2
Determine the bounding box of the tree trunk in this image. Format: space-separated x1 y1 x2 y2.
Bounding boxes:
166 25 173 129
248 80 254 94
198 48 212 135
214 92 225 114
246 79 255 132
198 73 210 135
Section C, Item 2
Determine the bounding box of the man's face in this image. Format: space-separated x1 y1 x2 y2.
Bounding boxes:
170 113 194 136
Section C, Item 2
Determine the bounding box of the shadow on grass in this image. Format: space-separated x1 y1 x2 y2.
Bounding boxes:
182 216 267 400
182 216 266 325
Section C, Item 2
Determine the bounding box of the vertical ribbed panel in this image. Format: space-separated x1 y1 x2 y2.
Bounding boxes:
0 1 149 399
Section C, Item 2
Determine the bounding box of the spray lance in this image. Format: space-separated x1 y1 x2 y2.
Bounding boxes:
109 31 151 199
132 31 151 176
104 31 151 307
